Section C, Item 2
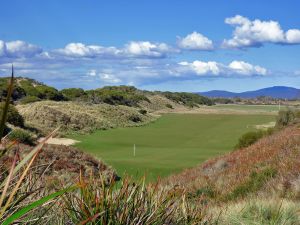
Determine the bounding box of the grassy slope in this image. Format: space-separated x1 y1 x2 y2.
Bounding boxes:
163 123 300 201
72 113 275 181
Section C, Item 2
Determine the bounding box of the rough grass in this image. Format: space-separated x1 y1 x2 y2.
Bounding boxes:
17 101 156 134
71 113 275 181
214 198 300 225
163 123 300 205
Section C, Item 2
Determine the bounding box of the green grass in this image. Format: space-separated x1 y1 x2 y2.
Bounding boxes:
210 104 281 112
72 113 275 181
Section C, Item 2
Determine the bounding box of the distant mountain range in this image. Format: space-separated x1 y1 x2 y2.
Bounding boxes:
198 86 300 99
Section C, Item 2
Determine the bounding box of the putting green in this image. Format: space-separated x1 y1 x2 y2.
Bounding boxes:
72 113 275 181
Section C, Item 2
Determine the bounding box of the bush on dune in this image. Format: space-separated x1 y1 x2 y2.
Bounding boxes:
8 129 35 145
0 103 24 127
162 92 214 107
60 88 86 100
235 128 274 149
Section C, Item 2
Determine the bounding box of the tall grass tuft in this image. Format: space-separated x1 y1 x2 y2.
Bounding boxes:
0 66 68 224
61 173 208 225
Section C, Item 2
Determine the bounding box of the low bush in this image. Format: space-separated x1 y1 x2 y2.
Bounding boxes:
162 92 214 107
86 86 150 106
60 88 86 100
0 103 24 127
129 114 142 122
235 128 274 149
19 95 41 104
225 168 277 201
8 129 35 145
276 109 297 128
138 109 147 115
194 186 216 199
165 103 173 109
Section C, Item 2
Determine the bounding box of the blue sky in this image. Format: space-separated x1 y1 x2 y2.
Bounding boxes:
0 0 300 92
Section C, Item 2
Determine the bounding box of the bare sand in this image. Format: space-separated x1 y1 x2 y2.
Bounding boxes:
38 137 80 146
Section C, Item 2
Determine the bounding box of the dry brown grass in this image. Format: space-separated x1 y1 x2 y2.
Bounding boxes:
17 101 157 134
162 124 300 202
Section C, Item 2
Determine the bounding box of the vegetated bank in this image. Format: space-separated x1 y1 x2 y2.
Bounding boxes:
162 109 300 223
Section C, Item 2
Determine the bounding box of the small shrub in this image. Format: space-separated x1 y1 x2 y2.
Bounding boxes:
8 129 35 145
276 109 296 127
129 114 142 122
60 88 86 100
0 103 24 127
235 128 274 149
226 168 277 201
195 186 216 198
138 109 147 115
165 103 174 109
20 96 41 104
235 130 264 149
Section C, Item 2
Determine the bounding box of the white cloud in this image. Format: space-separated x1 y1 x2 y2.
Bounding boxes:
53 41 174 59
179 61 220 75
178 60 267 76
124 41 175 58
177 32 213 50
0 40 42 58
87 69 97 76
223 15 300 48
99 73 121 83
54 43 120 58
0 41 6 57
228 61 267 75
286 29 300 44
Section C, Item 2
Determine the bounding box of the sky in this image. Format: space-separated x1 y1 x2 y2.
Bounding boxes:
0 0 300 92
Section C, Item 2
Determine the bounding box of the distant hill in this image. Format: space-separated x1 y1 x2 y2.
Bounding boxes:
199 86 300 99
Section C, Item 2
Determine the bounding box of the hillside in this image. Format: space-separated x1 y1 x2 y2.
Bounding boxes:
16 101 157 134
199 86 300 99
163 123 300 202
4 77 214 134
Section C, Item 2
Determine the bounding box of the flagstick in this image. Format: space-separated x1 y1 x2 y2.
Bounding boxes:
133 144 136 157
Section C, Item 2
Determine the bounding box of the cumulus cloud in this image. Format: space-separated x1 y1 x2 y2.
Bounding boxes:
99 73 122 83
124 41 176 58
177 32 213 50
0 40 42 58
178 60 267 76
87 69 97 76
54 43 120 58
53 41 174 59
228 61 267 75
223 15 300 48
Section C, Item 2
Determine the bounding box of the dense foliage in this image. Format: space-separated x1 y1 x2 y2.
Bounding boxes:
235 128 274 149
276 109 299 127
0 77 64 102
85 86 150 106
0 103 24 127
8 129 35 145
161 92 214 107
213 98 234 104
60 88 86 100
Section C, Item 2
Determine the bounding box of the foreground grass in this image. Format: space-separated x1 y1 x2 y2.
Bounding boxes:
72 113 275 181
215 198 300 225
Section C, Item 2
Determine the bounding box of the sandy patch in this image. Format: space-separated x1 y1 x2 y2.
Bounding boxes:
38 137 80 146
255 121 276 129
